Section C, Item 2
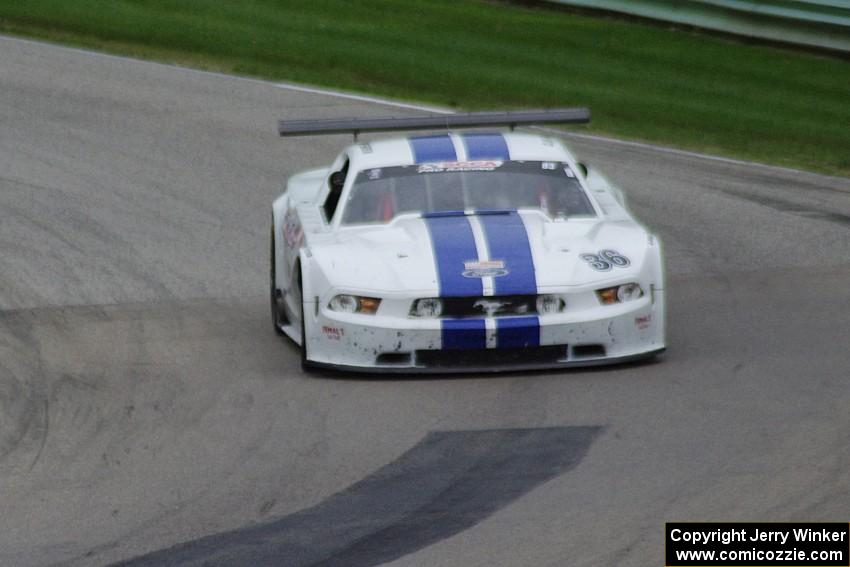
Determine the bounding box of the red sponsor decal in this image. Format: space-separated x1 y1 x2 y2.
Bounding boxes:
282 209 304 249
635 314 652 330
322 326 345 340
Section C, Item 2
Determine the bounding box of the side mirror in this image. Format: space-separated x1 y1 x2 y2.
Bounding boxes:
330 171 345 189
576 162 588 177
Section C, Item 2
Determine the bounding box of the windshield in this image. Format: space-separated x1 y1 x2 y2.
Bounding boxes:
341 160 596 225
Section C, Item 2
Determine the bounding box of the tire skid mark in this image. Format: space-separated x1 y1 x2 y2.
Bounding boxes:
113 426 600 567
27 398 49 472
715 186 850 227
0 310 49 474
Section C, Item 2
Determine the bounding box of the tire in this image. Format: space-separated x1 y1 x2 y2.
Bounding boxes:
270 223 285 335
298 265 311 372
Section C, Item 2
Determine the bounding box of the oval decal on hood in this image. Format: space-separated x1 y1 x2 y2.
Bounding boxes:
462 260 509 278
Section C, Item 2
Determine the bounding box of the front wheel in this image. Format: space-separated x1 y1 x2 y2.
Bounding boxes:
298 266 312 372
270 224 286 335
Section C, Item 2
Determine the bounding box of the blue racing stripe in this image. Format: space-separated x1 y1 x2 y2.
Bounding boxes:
424 215 486 350
462 133 510 160
442 319 487 350
478 212 537 296
409 135 457 163
478 211 539 348
424 216 483 297
496 316 540 348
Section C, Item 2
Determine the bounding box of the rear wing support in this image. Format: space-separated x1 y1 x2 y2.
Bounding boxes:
278 108 590 139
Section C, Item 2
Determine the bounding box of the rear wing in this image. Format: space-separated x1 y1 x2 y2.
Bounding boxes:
278 108 590 138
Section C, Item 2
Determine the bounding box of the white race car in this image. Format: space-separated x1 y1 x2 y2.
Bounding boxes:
271 109 665 372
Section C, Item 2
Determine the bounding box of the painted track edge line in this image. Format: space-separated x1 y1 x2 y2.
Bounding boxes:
269 83 453 115
0 34 454 115
1 33 846 182
536 127 850 183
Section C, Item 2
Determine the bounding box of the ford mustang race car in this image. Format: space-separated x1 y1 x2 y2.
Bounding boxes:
271 109 665 372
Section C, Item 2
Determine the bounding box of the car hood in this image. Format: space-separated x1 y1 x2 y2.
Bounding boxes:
310 212 651 296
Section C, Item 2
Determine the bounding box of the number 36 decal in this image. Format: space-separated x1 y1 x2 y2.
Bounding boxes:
580 250 630 271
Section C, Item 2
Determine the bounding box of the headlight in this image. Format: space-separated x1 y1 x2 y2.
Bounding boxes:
328 294 381 314
536 294 565 314
410 298 443 318
596 283 644 305
617 282 643 302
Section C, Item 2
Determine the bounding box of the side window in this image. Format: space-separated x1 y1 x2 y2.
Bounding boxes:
323 158 349 222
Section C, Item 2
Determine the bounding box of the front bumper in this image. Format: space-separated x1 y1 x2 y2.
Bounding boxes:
302 291 666 373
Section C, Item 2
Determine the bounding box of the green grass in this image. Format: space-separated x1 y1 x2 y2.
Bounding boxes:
2 0 849 175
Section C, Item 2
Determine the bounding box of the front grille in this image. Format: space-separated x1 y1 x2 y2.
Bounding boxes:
440 295 537 318
416 345 568 368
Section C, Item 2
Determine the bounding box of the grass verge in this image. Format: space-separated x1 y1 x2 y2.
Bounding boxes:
1 0 848 175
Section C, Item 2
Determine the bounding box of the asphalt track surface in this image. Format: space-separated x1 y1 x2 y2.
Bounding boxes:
1 35 849 567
